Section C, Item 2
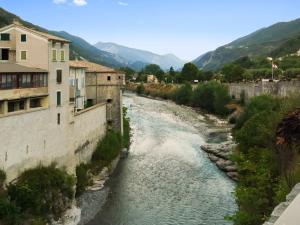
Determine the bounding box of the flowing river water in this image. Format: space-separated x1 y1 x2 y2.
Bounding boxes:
87 93 236 225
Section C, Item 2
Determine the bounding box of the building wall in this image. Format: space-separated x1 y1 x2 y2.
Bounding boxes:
228 80 300 101
70 103 107 164
85 72 124 133
69 67 86 110
0 102 107 182
15 27 49 70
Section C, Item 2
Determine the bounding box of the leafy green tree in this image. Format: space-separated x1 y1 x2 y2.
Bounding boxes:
181 63 199 81
143 64 165 82
119 67 135 81
191 81 230 115
222 64 245 82
214 85 231 116
169 66 176 77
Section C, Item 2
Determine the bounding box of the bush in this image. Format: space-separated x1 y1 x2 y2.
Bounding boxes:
75 164 92 197
136 83 145 95
231 95 300 225
239 90 246 106
0 169 6 188
192 81 230 116
7 165 75 222
122 107 131 149
92 130 122 163
173 83 193 105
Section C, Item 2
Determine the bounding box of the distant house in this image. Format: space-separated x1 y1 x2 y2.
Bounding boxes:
147 74 158 83
69 61 87 111
68 60 125 132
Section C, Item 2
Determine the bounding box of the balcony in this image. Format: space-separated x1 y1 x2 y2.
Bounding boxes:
0 73 48 101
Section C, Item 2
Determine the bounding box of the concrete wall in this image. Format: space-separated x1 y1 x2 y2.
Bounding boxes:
71 103 107 164
0 102 107 182
228 80 300 101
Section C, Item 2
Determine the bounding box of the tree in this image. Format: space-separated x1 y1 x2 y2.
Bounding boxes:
169 66 176 77
119 67 135 81
143 64 165 82
181 63 199 82
191 81 230 115
222 64 245 82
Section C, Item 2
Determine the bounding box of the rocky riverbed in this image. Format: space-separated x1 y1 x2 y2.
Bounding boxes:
201 140 237 181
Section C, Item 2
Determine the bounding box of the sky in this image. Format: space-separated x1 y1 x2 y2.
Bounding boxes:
0 0 300 61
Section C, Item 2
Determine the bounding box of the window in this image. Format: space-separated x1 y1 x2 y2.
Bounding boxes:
0 74 17 89
118 76 121 79
0 49 9 60
32 74 47 88
30 98 42 108
20 51 27 60
20 74 31 88
107 76 111 81
52 49 57 61
8 100 25 113
21 34 27 42
107 99 113 104
57 113 61 125
0 33 10 41
56 70 62 83
57 91 61 106
60 50 65 61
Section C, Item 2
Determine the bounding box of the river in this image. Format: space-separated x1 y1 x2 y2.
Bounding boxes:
87 93 236 225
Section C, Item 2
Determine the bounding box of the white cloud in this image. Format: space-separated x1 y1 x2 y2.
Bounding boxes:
118 1 128 6
73 0 87 6
53 0 67 4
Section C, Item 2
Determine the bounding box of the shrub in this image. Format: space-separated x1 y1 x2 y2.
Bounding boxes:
136 83 145 95
173 83 193 105
191 81 230 116
122 107 131 149
7 165 75 222
75 164 92 197
239 90 246 106
0 169 6 188
92 130 122 163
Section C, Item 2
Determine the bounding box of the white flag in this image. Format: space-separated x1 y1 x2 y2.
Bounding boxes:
272 63 278 69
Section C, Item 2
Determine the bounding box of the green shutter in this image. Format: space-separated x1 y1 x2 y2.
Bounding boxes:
57 91 61 106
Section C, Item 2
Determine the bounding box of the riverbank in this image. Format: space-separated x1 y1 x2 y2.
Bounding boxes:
85 93 236 225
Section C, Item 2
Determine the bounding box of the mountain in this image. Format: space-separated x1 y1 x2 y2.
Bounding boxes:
193 18 300 71
0 7 124 68
94 42 185 70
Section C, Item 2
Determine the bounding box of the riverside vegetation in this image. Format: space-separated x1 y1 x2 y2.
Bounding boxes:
0 108 131 225
130 82 300 225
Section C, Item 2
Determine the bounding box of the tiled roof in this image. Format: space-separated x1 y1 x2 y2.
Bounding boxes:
0 63 48 73
69 60 117 73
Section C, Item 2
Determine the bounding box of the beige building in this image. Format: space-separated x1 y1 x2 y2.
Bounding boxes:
147 74 159 83
69 60 125 133
0 22 123 182
69 62 87 111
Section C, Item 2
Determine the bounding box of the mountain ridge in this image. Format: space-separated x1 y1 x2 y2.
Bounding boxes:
193 17 300 71
94 41 185 70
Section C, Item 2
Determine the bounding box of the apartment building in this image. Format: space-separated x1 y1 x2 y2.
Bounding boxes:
0 22 111 182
